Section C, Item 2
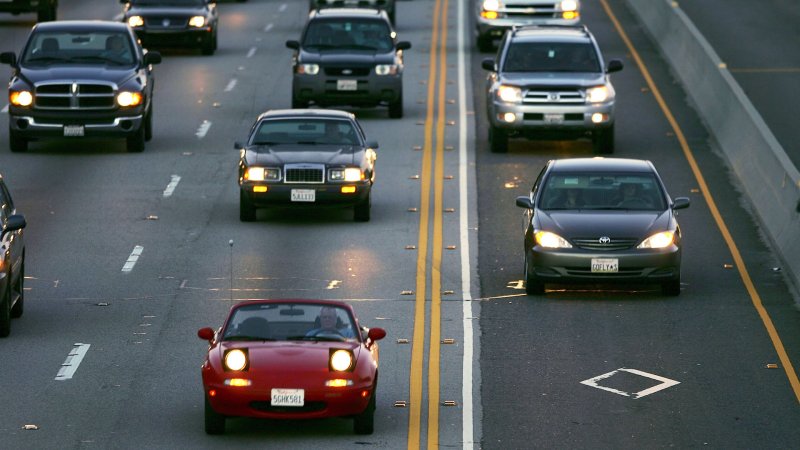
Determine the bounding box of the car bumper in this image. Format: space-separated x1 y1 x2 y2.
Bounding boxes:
8 113 144 139
240 182 371 208
488 100 615 133
293 74 402 107
133 28 213 47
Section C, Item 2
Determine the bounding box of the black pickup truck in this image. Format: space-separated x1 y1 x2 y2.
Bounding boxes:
0 0 58 22
0 21 161 152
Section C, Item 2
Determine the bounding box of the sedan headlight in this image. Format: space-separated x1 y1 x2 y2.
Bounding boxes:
127 15 144 28
245 167 280 181
224 349 248 371
586 85 611 103
330 349 354 372
329 168 363 182
117 91 143 107
497 85 522 103
560 0 578 12
534 231 573 249
10 90 33 107
297 64 319 75
188 16 206 28
482 0 500 11
375 64 398 76
637 231 675 249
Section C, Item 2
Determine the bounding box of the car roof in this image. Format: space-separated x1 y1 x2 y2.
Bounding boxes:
312 8 384 19
549 158 654 172
32 20 131 33
256 108 356 121
511 25 592 44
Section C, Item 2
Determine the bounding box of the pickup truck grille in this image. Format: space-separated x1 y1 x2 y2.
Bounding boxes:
34 83 116 110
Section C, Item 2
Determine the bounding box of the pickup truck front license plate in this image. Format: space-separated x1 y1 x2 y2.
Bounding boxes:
591 258 618 273
271 388 304 407
291 189 315 202
543 113 564 124
337 79 357 91
63 125 85 137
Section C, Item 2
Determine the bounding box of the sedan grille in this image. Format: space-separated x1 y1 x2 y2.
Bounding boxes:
34 82 116 110
284 164 324 184
144 16 190 28
572 237 639 251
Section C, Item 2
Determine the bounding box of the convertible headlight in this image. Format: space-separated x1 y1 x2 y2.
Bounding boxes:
329 168 363 182
497 85 522 103
117 91 142 107
224 349 248 372
245 167 280 181
534 231 573 249
560 0 578 12
586 85 611 103
637 231 675 249
297 64 319 75
127 15 144 28
10 90 33 107
330 349 354 372
482 0 500 12
188 16 206 28
375 64 398 75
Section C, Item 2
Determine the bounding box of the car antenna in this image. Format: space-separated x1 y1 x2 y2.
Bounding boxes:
229 239 234 303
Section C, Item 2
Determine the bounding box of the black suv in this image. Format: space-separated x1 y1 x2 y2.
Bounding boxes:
120 0 220 55
0 0 57 22
0 173 27 338
286 9 410 118
309 0 396 25
482 25 622 153
0 21 162 153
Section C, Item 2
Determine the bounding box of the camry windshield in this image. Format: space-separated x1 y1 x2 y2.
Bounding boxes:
22 31 135 66
222 303 359 342
251 119 360 146
540 173 666 211
302 20 393 51
503 42 600 73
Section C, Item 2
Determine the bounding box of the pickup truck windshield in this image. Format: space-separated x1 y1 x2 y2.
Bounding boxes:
22 32 136 67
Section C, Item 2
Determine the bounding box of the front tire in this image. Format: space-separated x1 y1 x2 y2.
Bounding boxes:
144 106 153 142
354 191 371 222
240 190 256 222
524 253 544 295
592 125 614 154
353 389 376 434
388 92 403 119
489 125 508 153
662 275 681 296
127 126 145 153
9 130 28 153
0 281 11 338
204 396 226 435
10 261 23 319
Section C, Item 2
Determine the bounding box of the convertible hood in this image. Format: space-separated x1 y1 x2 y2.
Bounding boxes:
499 72 605 88
220 341 361 374
537 210 669 238
247 145 357 166
20 66 138 86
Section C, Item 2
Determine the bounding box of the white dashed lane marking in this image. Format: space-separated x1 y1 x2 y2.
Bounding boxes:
122 246 144 272
224 79 237 92
279 3 287 12
247 47 257 58
55 343 91 381
163 175 181 197
196 120 211 139
1 104 7 113
264 23 273 32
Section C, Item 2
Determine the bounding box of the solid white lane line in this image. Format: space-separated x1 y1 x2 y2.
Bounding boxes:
55 343 91 381
279 3 287 12
264 23 273 32
224 79 238 92
196 120 211 139
1 104 7 113
122 245 144 272
163 175 181 197
246 47 257 58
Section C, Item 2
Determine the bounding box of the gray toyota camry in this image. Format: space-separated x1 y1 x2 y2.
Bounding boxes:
515 158 690 295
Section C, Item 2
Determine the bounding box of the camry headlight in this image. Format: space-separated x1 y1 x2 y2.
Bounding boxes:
375 64 398 75
127 16 144 28
245 167 280 181
637 231 675 249
330 349 354 372
10 90 33 107
188 16 206 28
560 0 578 12
329 168 363 182
482 0 500 11
297 64 319 75
224 349 248 371
534 231 573 249
117 91 142 107
586 85 611 103
497 85 522 103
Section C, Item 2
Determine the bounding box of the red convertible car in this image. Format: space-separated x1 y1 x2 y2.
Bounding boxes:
198 299 386 435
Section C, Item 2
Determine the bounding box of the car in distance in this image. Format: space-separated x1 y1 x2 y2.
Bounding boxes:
309 0 396 25
482 25 622 154
0 21 161 153
515 158 690 296
0 173 27 338
237 109 378 222
198 299 387 435
476 0 579 52
120 0 219 56
0 0 58 22
286 8 411 118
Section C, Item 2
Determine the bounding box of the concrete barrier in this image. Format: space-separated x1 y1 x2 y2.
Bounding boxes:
624 0 800 290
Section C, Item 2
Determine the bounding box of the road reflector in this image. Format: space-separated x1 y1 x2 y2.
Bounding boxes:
397 339 410 344
442 400 457 406
442 290 454 295
22 425 39 430
446 245 457 250
413 145 422 151
401 290 413 295
445 146 454 151
145 215 158 220
405 245 416 250
394 401 408 407
409 175 420 179
445 208 455 213
408 208 418 212
442 339 455 344
447 120 456 126
766 363 779 369
723 264 733 269
444 175 454 180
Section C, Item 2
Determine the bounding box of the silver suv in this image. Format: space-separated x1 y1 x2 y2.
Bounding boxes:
482 25 623 153
476 0 580 52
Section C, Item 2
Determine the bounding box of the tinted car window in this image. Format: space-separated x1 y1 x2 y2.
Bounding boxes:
540 172 665 210
502 42 600 73
252 119 359 145
302 19 393 51
22 31 135 66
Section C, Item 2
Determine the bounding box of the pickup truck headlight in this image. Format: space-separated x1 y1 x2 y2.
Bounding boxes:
117 91 142 107
297 64 319 75
10 90 33 107
497 85 522 103
482 0 500 12
560 0 578 12
127 16 144 28
375 64 398 75
188 16 206 28
329 168 363 182
245 167 280 182
586 85 611 103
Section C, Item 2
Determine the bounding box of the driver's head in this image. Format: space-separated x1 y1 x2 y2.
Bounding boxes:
319 306 338 329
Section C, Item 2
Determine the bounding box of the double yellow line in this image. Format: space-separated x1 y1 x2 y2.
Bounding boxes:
408 0 450 447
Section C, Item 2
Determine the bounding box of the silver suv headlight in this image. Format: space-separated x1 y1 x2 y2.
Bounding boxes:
497 85 522 103
586 85 612 103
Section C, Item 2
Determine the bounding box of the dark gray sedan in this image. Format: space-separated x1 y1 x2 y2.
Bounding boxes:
515 158 690 295
237 109 378 222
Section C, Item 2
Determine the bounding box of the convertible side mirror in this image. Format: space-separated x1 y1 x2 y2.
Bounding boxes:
197 327 215 343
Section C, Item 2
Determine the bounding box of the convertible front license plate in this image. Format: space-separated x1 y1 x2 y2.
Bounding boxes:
271 388 304 407
291 189 315 202
591 258 618 273
337 79 357 91
63 125 85 137
543 113 564 124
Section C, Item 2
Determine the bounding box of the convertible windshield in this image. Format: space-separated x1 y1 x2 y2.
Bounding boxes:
22 31 135 66
540 172 666 211
302 19 393 52
251 119 360 146
222 302 359 342
503 42 600 73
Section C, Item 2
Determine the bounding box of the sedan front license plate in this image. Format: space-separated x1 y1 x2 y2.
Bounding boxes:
337 79 357 91
591 258 618 273
544 113 564 124
63 125 85 137
291 189 315 202
271 388 304 407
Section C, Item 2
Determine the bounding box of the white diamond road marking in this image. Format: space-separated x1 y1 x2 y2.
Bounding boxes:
163 175 181 197
580 368 680 399
55 343 91 380
122 245 144 272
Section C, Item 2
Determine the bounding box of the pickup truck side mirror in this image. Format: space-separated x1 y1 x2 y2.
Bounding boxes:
481 58 496 71
0 52 17 66
606 59 623 73
396 41 411 51
286 40 300 50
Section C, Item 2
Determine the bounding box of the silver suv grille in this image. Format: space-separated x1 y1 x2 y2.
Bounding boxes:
523 89 584 104
284 164 325 184
34 82 116 110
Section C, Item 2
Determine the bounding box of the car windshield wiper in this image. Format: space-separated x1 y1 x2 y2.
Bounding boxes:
304 44 337 50
223 335 275 341
286 335 345 342
251 141 286 146
295 141 319 145
69 55 131 64
337 44 379 50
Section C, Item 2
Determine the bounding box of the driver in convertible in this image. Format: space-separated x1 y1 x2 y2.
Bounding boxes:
306 306 356 338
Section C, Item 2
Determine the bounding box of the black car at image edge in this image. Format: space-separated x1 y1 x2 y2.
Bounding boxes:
0 173 27 338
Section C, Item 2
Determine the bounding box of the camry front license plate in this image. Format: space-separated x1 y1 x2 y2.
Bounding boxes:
63 125 85 137
337 79 357 91
271 388 304 407
591 258 618 273
291 189 315 202
544 113 564 124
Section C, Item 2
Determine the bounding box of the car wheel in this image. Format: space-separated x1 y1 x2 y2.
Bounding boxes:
201 36 215 56
291 96 306 109
524 253 544 295
477 34 493 53
127 126 145 153
354 192 371 222
10 260 23 319
204 395 226 435
388 92 403 119
144 106 153 142
240 190 257 222
662 275 681 296
0 281 11 338
489 125 508 153
592 126 614 154
9 130 28 153
353 388 376 434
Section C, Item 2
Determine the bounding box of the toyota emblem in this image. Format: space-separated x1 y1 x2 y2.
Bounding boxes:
162 19 170 26
599 236 611 244
549 93 559 101
342 69 353 75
